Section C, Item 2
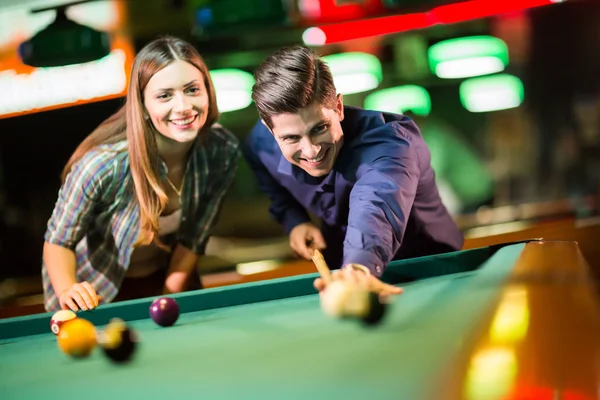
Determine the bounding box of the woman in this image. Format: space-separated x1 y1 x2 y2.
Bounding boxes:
42 36 239 312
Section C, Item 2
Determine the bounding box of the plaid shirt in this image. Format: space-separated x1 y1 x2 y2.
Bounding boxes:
42 125 239 312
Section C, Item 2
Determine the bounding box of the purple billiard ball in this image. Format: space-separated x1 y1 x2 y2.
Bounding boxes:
149 297 180 327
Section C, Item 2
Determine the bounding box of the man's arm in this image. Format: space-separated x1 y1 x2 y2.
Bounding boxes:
343 124 420 277
241 123 310 234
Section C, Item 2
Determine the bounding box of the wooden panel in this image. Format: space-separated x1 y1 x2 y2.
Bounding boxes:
432 240 600 399
463 217 600 269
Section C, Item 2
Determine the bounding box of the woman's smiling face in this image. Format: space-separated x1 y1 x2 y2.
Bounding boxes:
143 59 209 143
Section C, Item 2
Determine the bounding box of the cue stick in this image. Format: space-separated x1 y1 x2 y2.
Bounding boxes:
311 249 333 284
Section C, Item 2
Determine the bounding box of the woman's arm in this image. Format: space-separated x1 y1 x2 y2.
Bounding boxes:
43 242 77 296
43 242 99 310
163 244 199 293
43 149 111 310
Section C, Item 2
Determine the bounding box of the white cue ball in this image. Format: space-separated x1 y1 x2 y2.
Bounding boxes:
50 309 77 335
320 280 370 318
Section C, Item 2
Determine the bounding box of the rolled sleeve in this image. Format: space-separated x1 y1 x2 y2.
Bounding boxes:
44 151 110 250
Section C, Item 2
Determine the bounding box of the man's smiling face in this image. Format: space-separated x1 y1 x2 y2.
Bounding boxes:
268 95 345 177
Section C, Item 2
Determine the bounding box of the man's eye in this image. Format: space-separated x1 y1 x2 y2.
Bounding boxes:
312 125 327 135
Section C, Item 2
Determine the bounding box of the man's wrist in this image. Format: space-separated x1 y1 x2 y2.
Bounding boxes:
343 248 384 277
343 263 371 276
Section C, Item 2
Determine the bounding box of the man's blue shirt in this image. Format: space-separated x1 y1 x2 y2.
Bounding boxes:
242 106 464 276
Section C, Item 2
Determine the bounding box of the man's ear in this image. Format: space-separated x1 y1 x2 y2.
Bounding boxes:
336 93 344 121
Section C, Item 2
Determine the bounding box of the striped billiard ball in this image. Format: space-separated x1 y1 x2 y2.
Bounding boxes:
50 310 77 336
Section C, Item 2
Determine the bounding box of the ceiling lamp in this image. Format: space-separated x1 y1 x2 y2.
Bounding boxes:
19 2 111 67
428 36 509 79
459 74 524 112
209 69 255 113
364 85 431 116
322 52 382 95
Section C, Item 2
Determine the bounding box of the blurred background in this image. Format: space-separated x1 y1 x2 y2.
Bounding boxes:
0 0 599 313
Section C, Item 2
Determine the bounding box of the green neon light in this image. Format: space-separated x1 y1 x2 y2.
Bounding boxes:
209 68 255 112
429 36 509 79
322 52 383 94
459 74 524 112
364 85 431 116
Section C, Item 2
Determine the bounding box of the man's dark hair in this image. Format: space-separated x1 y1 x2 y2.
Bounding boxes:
251 46 338 129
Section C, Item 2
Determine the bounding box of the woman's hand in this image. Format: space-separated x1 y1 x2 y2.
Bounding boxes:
59 282 101 311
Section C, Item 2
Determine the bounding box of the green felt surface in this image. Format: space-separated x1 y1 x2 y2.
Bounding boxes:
0 244 525 400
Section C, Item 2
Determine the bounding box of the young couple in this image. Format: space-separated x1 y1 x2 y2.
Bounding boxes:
43 36 463 312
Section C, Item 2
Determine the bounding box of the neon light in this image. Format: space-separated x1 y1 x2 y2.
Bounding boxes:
303 0 558 45
364 85 431 116
459 74 524 112
0 50 126 116
209 69 254 112
437 57 505 79
322 52 382 94
302 27 327 46
298 0 384 24
298 0 321 19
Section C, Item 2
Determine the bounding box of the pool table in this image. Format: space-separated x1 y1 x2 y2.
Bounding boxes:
1 240 598 399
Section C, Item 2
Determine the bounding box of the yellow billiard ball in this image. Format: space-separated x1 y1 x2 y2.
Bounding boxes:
57 318 97 358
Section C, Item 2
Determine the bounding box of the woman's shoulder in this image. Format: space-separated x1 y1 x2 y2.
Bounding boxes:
73 140 129 183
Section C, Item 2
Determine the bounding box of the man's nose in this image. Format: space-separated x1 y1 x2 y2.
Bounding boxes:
301 138 321 158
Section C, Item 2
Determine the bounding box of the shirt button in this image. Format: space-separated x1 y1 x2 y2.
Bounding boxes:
375 266 382 274
182 217 186 221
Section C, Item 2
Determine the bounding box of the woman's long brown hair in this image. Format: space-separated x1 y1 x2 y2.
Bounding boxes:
61 36 220 247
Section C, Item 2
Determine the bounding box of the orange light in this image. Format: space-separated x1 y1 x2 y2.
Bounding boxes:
0 0 134 119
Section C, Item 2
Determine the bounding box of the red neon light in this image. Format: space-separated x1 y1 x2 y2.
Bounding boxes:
309 0 385 24
433 0 554 24
310 0 558 44
318 12 429 44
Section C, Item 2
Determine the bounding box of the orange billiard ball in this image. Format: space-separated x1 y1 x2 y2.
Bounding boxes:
50 310 77 336
57 318 97 358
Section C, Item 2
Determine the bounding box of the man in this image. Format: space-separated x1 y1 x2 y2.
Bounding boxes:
242 46 464 295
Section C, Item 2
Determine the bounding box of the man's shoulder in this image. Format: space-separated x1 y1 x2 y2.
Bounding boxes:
247 119 274 140
245 119 279 153
343 106 423 147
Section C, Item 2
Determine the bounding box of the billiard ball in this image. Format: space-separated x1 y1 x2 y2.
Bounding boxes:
50 309 77 336
360 292 387 327
56 318 97 358
320 280 360 318
149 297 180 327
98 318 138 364
320 280 387 326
